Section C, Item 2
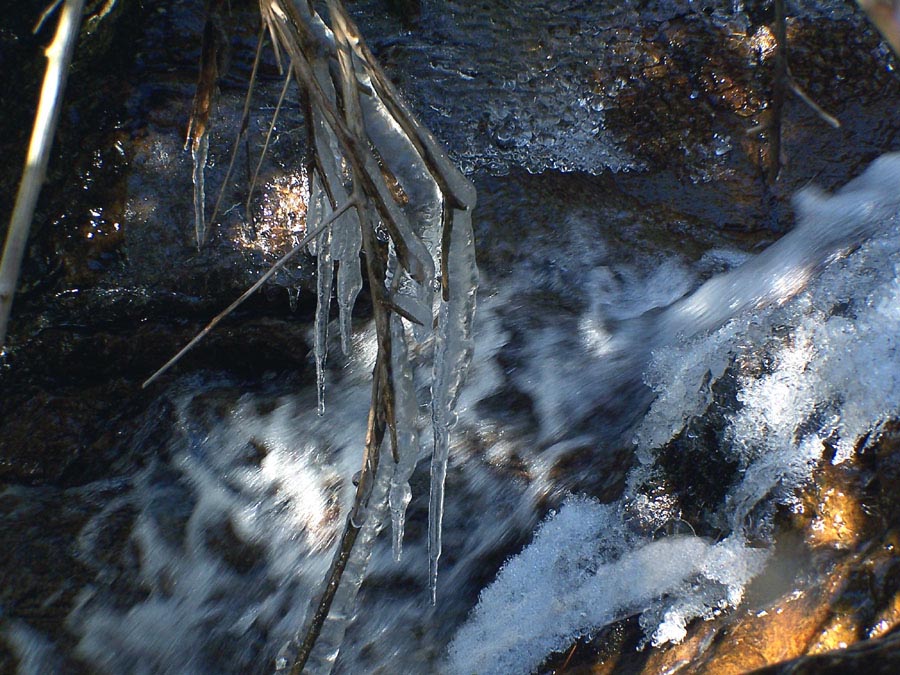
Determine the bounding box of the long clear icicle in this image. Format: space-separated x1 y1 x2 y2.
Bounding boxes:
389 314 420 561
428 206 478 603
330 212 362 357
190 132 209 248
308 170 333 416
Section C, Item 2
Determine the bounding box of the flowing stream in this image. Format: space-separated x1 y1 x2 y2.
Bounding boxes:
6 153 900 674
3 1 900 673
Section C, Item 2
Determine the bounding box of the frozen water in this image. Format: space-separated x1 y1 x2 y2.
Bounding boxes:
309 171 334 416
429 206 479 603
447 499 767 674
388 315 421 561
190 133 209 247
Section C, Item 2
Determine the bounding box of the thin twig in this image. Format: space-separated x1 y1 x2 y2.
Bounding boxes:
245 66 293 218
209 22 266 227
560 642 578 672
142 197 357 388
787 71 841 129
0 0 85 349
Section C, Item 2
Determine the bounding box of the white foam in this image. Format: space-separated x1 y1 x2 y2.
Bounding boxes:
448 154 900 673
447 499 767 674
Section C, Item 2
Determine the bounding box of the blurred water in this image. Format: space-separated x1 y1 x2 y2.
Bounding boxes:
25 155 892 674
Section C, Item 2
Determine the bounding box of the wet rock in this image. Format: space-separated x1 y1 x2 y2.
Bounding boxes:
750 626 900 674
541 412 900 674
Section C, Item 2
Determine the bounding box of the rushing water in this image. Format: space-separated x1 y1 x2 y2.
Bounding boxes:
4 153 899 674
4 1 900 673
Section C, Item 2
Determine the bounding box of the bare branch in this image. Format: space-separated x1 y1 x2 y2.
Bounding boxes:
0 0 85 349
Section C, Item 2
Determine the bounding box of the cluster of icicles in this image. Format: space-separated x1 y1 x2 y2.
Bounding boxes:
241 2 479 671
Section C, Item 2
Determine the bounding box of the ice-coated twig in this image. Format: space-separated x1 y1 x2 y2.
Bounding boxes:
0 0 85 349
249 0 478 668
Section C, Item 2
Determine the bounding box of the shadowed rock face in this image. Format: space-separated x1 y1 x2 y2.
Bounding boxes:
2 1 900 673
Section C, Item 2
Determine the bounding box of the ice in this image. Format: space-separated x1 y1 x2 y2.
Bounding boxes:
308 170 334 416
638 153 900 453
659 153 900 341
428 206 478 603
190 132 209 248
388 315 421 561
446 499 767 675
310 101 363 358
332 232 362 357
243 0 482 661
302 442 394 672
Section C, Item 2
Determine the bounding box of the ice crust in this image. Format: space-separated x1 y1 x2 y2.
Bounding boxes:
448 154 900 673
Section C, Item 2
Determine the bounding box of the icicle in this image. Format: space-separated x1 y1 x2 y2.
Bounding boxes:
307 169 334 416
331 214 362 356
307 172 323 257
428 206 479 603
190 132 209 248
314 213 333 417
389 314 420 561
310 103 363 357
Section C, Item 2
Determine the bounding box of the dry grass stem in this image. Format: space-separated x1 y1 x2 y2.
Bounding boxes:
0 0 85 349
